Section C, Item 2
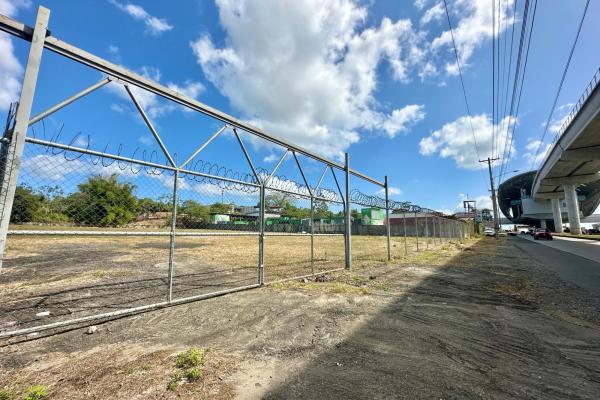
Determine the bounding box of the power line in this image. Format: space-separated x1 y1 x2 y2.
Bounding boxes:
492 0 496 161
498 0 518 166
442 0 484 166
529 0 591 172
498 0 537 183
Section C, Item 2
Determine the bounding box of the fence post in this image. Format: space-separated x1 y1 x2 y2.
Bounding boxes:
310 195 314 274
432 215 436 247
415 211 419 252
167 170 178 302
403 211 408 255
344 153 351 269
258 184 265 284
384 176 391 261
425 212 429 249
0 6 49 272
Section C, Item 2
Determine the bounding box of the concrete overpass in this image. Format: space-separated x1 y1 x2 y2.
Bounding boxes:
532 68 600 234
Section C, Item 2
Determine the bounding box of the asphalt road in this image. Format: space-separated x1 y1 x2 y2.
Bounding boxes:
514 235 600 294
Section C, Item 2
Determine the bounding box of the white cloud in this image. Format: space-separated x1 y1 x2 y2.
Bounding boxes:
523 139 551 167
382 105 425 137
263 153 280 163
546 102 574 136
109 0 173 35
375 186 402 197
110 103 126 113
0 0 30 15
414 0 431 10
190 0 426 159
0 0 30 111
420 2 444 25
431 0 515 74
107 66 203 118
419 114 516 170
167 81 204 99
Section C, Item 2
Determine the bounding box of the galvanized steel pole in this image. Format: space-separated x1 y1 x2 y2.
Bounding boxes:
425 212 429 249
0 6 49 272
432 215 436 247
344 153 351 269
259 184 265 284
415 211 419 252
310 196 314 274
167 170 178 302
384 176 391 261
403 212 408 255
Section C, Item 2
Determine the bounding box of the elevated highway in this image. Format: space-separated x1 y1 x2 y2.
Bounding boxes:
531 68 600 234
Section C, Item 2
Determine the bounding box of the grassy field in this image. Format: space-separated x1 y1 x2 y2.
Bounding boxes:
0 231 460 332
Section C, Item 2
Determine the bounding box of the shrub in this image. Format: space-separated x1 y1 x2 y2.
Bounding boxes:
175 348 205 369
23 385 48 400
66 174 137 226
10 186 44 223
186 367 203 382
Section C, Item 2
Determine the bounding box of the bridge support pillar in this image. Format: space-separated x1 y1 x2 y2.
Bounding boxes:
564 184 582 234
540 220 547 229
551 198 563 233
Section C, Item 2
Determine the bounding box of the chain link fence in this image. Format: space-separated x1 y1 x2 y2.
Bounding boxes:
0 7 473 339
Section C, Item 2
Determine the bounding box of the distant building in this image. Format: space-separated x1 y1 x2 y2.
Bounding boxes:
360 208 385 225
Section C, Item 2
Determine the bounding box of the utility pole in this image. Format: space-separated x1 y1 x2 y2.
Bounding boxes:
479 157 500 238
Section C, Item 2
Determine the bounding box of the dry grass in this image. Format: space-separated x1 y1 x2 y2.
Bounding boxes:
494 276 535 301
1 232 467 301
0 344 238 399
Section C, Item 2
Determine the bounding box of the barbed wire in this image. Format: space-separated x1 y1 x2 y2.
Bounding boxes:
349 189 455 216
25 122 343 200
12 118 456 215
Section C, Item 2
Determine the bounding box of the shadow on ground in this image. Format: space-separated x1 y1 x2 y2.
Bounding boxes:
261 238 600 399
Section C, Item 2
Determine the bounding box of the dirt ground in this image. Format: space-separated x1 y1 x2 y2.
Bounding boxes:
1 236 600 399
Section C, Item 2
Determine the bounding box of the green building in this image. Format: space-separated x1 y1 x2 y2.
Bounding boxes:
361 208 385 225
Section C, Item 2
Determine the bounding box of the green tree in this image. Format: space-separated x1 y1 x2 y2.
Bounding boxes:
138 197 170 213
67 174 137 226
209 202 231 214
10 186 44 223
179 200 210 222
313 201 333 219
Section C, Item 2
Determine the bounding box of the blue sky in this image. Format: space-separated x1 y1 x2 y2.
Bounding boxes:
1 0 599 213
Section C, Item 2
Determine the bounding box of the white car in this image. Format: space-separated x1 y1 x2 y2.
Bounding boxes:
484 228 495 236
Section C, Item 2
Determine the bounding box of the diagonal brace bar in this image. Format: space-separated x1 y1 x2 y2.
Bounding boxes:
179 124 227 169
330 166 345 204
28 77 111 126
313 164 329 193
233 128 261 185
292 151 312 197
264 149 288 186
125 84 175 167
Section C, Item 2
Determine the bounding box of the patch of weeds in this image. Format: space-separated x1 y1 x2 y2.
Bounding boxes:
0 388 17 400
141 364 151 371
350 274 369 286
175 348 206 369
168 348 208 391
23 385 48 400
186 367 203 382
374 282 390 291
167 371 183 391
